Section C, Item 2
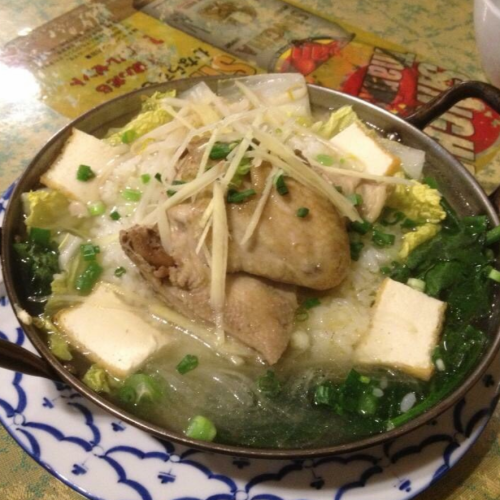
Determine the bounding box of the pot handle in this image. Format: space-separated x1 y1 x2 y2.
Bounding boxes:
406 81 500 130
0 338 59 380
0 227 60 380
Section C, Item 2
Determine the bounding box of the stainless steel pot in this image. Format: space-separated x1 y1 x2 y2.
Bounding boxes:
2 77 500 459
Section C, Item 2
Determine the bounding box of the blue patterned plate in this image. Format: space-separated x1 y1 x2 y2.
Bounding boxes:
1 183 499 500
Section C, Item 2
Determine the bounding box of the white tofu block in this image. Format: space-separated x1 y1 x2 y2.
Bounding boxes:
41 129 117 203
354 278 446 381
330 122 400 176
55 284 170 378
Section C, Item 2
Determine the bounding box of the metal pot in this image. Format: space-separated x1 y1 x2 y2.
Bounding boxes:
2 77 500 459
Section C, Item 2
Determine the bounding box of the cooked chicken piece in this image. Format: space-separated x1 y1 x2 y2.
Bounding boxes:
355 181 388 223
226 163 350 290
120 225 297 364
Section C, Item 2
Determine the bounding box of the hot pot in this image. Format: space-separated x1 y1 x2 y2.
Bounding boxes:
1 76 500 459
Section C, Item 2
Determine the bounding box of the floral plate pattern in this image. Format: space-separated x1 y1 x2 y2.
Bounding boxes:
0 183 499 500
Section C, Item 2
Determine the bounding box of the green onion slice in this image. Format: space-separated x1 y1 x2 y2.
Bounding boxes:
227 188 256 204
185 415 217 441
77 164 96 182
296 207 309 218
176 354 199 375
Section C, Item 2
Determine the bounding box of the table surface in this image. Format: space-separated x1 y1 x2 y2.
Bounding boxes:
0 1 499 499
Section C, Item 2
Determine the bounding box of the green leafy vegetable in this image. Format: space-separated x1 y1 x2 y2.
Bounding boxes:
13 231 60 297
48 331 72 361
185 415 217 441
312 105 358 138
105 90 176 146
176 354 199 375
141 173 151 184
117 373 162 406
257 370 282 398
22 190 81 232
83 365 110 393
29 227 51 246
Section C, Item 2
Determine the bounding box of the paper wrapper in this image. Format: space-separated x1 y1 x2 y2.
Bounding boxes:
2 0 500 193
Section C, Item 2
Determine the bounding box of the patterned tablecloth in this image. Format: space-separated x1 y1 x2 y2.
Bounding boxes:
0 1 499 499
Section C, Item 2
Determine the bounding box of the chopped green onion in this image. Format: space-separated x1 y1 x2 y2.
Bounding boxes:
359 375 371 384
110 210 121 221
275 174 289 195
121 129 138 144
114 267 126 277
168 179 186 197
118 373 162 406
29 227 51 247
314 382 335 406
154 172 162 182
80 243 100 261
303 297 321 309
257 370 282 398
407 278 426 292
77 164 96 182
401 218 419 229
296 207 309 218
141 173 151 184
372 228 395 247
74 261 103 295
350 220 372 235
347 193 363 206
380 210 405 226
176 354 199 375
486 225 500 245
88 201 106 216
227 188 256 204
316 154 334 166
185 415 217 441
209 141 238 160
488 268 500 283
350 241 364 261
121 188 142 202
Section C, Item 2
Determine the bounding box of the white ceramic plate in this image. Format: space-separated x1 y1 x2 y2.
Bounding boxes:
1 183 499 500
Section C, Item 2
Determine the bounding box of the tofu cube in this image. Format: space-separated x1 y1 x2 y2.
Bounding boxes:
354 278 446 381
41 129 117 203
55 284 170 378
330 122 400 176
